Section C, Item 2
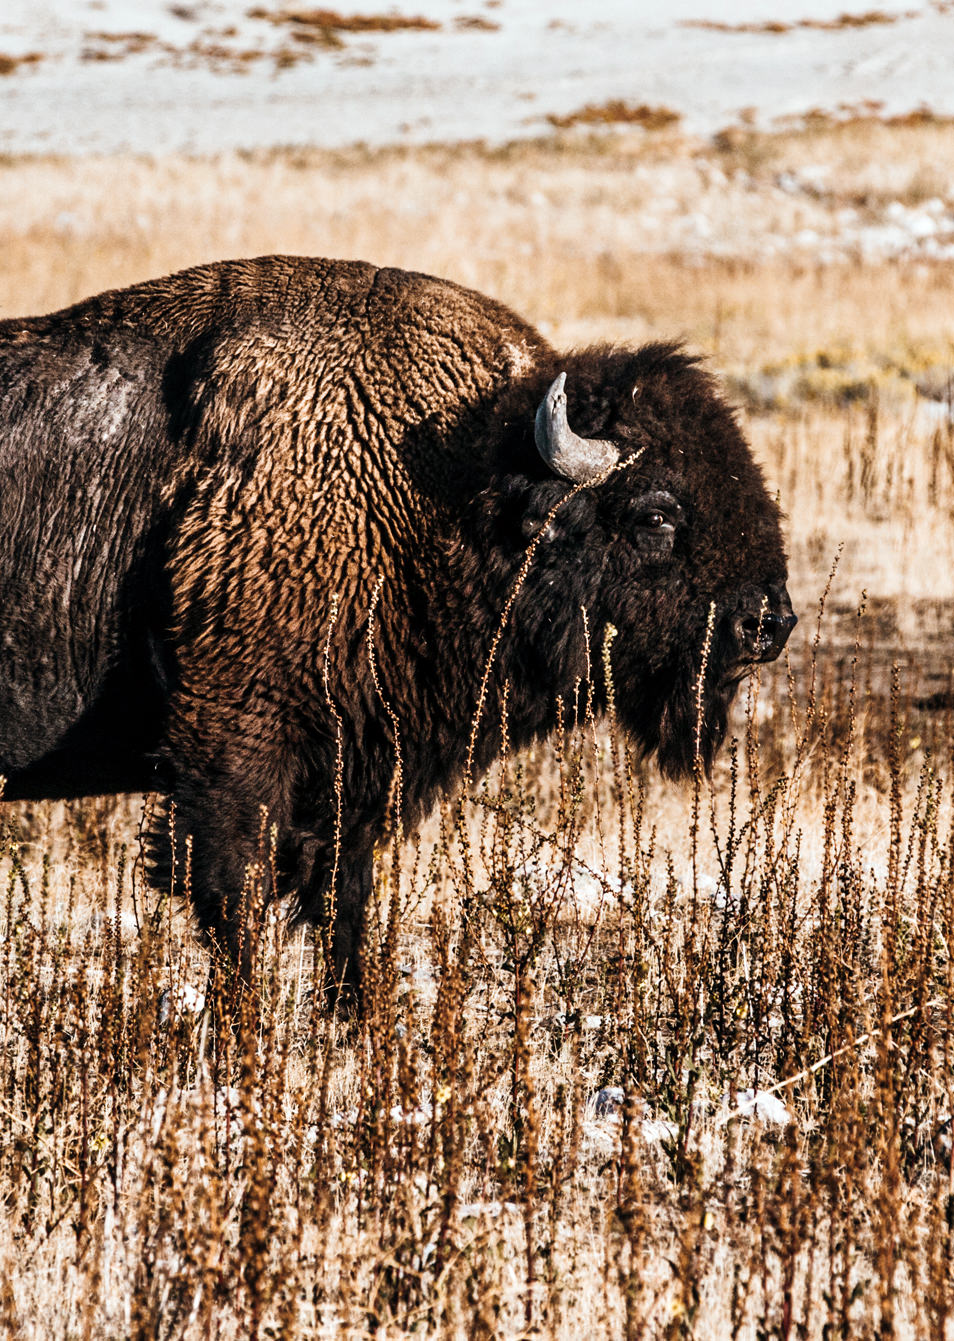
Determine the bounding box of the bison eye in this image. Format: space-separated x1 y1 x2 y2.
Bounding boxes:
634 508 673 533
628 490 682 564
629 490 683 535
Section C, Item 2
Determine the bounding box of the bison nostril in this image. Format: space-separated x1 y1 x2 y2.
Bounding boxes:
732 606 796 663
733 612 763 652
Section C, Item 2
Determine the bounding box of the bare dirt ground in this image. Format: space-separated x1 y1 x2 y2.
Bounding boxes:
1 121 953 1337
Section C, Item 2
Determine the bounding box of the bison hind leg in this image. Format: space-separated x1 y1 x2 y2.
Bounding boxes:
290 837 373 1014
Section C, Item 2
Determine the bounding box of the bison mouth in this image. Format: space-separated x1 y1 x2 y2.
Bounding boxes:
622 585 797 781
719 663 758 688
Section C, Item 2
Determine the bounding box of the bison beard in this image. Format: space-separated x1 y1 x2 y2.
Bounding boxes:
0 256 795 1008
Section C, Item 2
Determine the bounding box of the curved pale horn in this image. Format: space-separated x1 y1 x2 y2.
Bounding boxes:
534 372 619 483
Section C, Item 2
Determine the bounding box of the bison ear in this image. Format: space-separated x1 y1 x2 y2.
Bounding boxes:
535 373 619 484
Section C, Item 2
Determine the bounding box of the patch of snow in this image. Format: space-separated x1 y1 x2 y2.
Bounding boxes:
906 211 939 238
0 0 951 156
642 1117 679 1142
690 870 738 908
553 1011 604 1031
570 868 631 911
458 1200 521 1220
588 1087 679 1144
331 1101 434 1129
593 1085 625 1118
799 163 831 190
721 1087 792 1125
157 980 207 1022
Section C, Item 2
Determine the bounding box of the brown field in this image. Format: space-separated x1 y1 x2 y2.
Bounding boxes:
1 123 953 1337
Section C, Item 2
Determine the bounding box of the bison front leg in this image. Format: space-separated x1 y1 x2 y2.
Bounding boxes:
329 853 372 1012
294 837 374 1013
147 768 286 985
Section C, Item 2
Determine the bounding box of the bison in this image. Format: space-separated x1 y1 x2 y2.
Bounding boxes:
0 255 795 1002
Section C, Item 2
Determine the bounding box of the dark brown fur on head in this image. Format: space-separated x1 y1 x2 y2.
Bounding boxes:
463 341 789 780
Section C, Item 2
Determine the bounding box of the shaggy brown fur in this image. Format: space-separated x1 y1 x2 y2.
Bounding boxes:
0 256 794 1002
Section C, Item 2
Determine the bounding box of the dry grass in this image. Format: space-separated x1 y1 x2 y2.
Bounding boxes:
712 112 954 207
248 7 441 34
0 51 42 75
70 7 445 75
2 124 954 1337
2 129 952 344
453 16 500 32
683 10 911 34
547 102 681 132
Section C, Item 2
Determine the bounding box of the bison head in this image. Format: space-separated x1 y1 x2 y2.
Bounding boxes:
488 343 795 779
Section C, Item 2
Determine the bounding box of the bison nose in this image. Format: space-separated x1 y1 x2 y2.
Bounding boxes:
731 589 797 664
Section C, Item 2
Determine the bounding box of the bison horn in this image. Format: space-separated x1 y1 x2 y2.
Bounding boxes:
535 372 619 484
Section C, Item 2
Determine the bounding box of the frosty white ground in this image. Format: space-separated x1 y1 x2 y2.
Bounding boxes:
0 0 951 156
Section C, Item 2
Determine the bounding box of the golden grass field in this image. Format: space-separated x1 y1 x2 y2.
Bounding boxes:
1 120 953 1338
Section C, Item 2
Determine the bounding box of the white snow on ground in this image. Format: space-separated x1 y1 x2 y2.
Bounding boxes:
0 0 952 157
